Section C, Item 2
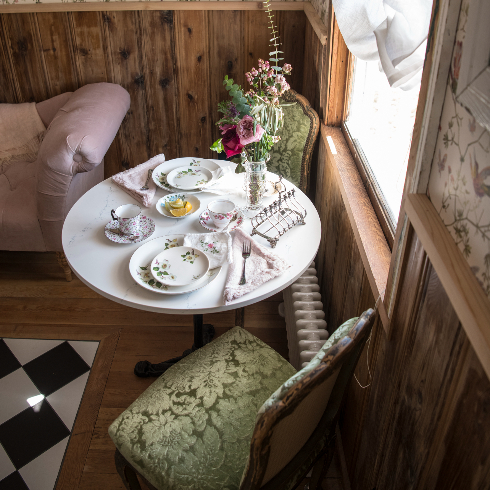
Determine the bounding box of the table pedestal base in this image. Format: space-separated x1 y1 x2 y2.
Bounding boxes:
134 315 214 378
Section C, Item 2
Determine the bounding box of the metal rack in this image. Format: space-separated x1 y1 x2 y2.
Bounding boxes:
250 179 307 247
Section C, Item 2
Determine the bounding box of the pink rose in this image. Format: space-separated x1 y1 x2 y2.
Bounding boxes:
207 243 213 248
221 126 244 158
236 115 264 146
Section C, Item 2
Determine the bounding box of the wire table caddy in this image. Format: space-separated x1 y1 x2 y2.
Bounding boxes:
250 179 307 248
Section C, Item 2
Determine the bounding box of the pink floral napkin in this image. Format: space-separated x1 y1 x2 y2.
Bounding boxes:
111 154 165 207
183 232 233 269
224 228 290 305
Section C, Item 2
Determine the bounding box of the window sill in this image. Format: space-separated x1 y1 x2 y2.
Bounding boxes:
321 125 391 331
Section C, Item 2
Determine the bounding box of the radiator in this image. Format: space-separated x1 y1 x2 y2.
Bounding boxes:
281 262 328 370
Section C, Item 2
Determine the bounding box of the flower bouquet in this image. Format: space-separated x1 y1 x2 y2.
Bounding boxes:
210 1 292 210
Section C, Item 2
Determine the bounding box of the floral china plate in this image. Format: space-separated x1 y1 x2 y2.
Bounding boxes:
166 166 214 190
156 193 201 218
129 235 221 295
104 216 155 244
152 157 223 192
199 209 244 232
150 246 210 286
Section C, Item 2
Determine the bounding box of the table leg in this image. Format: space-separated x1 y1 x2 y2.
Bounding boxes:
133 314 215 378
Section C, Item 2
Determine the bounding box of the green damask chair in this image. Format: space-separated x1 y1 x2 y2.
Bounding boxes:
268 90 319 193
109 309 375 490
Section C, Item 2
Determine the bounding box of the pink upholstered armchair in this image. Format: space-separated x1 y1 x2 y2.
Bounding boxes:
0 83 130 281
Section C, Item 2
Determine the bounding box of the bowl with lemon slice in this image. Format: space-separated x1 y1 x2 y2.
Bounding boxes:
156 193 200 219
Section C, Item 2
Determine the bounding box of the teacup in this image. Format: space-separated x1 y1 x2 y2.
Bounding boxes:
111 204 142 236
207 199 235 230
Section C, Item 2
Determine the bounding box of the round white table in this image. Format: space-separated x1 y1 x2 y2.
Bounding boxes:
62 171 321 374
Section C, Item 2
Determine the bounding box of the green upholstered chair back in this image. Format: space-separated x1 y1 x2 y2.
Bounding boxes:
239 309 376 490
267 90 320 193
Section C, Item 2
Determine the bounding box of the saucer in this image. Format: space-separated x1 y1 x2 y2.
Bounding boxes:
104 216 155 244
199 209 244 232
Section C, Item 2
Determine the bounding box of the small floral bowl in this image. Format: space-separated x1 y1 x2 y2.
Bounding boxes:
156 193 201 219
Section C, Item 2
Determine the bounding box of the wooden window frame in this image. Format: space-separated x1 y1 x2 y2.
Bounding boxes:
340 51 400 249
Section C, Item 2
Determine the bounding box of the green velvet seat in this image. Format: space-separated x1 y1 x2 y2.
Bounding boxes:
109 311 375 490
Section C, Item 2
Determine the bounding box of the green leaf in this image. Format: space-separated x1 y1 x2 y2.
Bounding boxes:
153 267 159 271
148 279 155 286
210 139 224 153
157 271 162 276
139 266 147 270
269 50 284 55
163 271 169 275
156 282 162 288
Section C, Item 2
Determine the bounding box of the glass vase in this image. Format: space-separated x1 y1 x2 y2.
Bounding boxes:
244 157 268 213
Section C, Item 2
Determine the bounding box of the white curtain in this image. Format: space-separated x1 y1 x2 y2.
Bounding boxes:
332 0 432 90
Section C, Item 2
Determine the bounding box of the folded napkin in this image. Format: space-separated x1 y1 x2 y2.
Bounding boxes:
183 232 233 269
111 154 165 207
202 171 245 197
224 228 290 305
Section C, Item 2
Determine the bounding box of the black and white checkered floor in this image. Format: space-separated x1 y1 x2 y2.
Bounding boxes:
0 338 99 490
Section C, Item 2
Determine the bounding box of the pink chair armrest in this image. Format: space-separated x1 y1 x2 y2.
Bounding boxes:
36 82 130 249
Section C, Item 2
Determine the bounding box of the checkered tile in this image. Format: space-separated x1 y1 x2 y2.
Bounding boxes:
0 339 99 490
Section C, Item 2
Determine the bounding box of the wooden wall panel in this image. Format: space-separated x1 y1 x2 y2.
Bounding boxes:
174 10 211 158
36 12 79 95
139 10 180 161
310 53 490 486
69 11 108 86
208 10 245 146
0 16 17 103
0 10 305 175
1 13 49 102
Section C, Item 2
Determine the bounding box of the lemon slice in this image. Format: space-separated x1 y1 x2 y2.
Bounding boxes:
170 207 188 217
184 201 192 214
169 199 184 209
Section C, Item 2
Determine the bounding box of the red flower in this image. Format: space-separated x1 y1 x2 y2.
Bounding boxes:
221 126 244 158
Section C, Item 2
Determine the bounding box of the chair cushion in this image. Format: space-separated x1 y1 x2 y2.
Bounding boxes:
256 317 358 417
108 326 296 490
267 101 311 188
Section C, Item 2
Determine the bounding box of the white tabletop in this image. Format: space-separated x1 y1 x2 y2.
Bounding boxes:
62 172 321 314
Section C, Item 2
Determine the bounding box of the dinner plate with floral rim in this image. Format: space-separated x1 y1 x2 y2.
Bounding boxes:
129 235 221 295
150 246 209 286
152 158 221 192
156 193 201 218
199 209 244 232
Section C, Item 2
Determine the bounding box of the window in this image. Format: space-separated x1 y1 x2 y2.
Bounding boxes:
343 57 421 243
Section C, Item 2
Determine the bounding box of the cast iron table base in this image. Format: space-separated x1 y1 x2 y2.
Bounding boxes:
134 314 214 377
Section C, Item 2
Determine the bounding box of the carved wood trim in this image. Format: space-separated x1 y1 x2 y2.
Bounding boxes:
0 1 305 13
240 309 376 489
405 194 490 380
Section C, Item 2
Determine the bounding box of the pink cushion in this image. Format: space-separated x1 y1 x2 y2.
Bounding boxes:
0 161 46 252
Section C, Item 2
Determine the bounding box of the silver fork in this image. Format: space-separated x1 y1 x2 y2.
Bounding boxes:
140 169 153 190
239 241 251 285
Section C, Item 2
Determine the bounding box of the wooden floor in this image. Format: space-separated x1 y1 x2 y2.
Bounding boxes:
0 251 343 490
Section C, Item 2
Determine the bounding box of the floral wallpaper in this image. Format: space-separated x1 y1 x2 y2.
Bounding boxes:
428 0 490 296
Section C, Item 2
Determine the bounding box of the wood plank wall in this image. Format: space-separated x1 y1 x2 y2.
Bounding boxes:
0 9 306 179
314 127 490 488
